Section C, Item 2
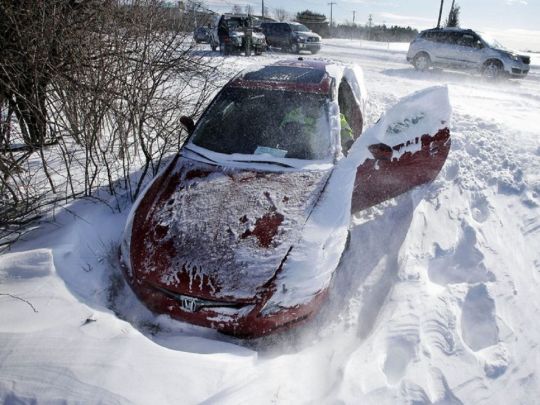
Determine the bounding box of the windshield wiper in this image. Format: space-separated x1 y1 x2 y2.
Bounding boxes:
233 159 295 168
183 144 218 163
185 145 296 168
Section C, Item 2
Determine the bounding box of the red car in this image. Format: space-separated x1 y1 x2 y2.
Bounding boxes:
120 60 451 337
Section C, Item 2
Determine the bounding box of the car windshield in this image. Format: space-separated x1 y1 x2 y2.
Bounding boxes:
291 24 310 32
190 87 331 161
478 32 506 49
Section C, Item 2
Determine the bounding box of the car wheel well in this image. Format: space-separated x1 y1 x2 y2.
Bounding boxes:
290 42 300 54
483 58 503 68
413 52 431 71
482 59 504 80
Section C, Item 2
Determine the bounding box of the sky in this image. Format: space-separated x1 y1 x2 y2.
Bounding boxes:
200 0 540 51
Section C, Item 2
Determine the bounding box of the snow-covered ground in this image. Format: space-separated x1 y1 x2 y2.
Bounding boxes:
1 39 540 404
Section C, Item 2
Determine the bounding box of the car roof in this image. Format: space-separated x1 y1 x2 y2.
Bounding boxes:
421 27 476 34
228 60 337 95
262 21 306 26
221 13 261 21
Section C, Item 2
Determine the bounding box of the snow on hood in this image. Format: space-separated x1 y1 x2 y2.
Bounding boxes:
127 157 332 300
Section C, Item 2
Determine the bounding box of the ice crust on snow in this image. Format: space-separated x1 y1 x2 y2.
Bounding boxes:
0 249 53 280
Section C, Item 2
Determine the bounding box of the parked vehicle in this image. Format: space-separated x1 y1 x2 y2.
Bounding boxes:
407 27 530 79
210 14 266 56
120 60 452 338
261 22 321 54
193 26 211 44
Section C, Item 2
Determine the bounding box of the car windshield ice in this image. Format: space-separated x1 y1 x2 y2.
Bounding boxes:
190 87 331 161
292 24 310 32
478 32 506 50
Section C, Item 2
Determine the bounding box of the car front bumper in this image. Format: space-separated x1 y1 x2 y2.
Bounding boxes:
297 41 321 52
509 67 529 78
125 275 328 338
505 60 530 78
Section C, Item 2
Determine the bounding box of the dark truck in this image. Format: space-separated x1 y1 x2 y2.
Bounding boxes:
261 22 321 54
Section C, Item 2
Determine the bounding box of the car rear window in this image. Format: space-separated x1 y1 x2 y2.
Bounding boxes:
242 66 326 84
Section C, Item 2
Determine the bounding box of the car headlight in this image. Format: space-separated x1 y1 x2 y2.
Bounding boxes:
230 34 242 45
296 36 307 43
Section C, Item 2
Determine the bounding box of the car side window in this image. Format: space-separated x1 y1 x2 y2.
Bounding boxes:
338 79 363 139
457 34 476 47
450 32 462 44
433 32 446 43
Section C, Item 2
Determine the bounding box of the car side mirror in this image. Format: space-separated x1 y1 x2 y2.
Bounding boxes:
368 143 393 160
180 116 195 135
476 40 484 49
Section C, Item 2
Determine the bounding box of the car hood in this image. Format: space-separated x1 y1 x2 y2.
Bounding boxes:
230 30 265 39
127 155 331 301
295 31 320 39
494 48 525 58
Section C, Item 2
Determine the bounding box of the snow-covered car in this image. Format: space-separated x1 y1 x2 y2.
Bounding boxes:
120 60 452 338
407 28 530 79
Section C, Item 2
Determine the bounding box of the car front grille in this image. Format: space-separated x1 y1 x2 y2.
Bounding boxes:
307 37 319 43
150 284 249 313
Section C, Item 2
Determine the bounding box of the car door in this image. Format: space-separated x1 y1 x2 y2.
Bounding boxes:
430 31 460 67
264 24 277 47
348 86 451 213
280 24 292 47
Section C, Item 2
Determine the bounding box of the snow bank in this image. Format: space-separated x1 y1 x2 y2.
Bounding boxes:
1 40 539 404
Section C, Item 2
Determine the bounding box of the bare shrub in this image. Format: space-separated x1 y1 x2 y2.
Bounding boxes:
0 1 222 249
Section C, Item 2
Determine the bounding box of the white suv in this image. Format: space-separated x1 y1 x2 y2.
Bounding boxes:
407 28 530 79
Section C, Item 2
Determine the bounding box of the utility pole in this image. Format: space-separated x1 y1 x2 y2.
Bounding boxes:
328 2 336 37
262 0 265 19
192 1 200 28
437 0 444 28
351 10 355 40
367 14 372 41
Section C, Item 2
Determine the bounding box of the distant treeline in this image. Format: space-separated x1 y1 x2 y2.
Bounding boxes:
333 24 419 42
294 10 418 42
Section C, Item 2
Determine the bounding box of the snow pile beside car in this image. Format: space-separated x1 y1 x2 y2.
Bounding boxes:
1 43 539 403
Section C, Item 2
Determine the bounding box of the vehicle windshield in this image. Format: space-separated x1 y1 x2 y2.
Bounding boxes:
190 87 331 161
478 32 506 50
291 24 310 32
